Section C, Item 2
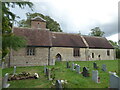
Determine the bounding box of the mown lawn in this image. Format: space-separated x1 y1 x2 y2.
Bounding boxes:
2 60 118 88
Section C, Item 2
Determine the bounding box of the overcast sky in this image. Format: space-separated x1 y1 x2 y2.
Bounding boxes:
10 0 119 42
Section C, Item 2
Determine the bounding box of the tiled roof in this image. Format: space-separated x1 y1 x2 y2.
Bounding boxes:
13 27 114 49
83 35 114 49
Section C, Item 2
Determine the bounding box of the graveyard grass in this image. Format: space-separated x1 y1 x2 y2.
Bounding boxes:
2 60 118 88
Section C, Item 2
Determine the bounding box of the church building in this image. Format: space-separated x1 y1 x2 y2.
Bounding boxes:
10 16 115 66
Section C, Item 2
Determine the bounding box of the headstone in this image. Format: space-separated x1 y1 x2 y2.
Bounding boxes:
71 63 75 71
109 72 120 89
92 70 99 83
102 64 107 71
56 80 62 89
82 67 89 77
2 73 10 88
44 65 47 74
13 66 16 74
48 69 52 80
76 65 80 74
2 62 4 69
93 62 98 69
66 62 70 68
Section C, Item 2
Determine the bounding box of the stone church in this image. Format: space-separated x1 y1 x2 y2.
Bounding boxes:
10 16 115 66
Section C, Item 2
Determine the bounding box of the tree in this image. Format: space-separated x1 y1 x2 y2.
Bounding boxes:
18 12 63 32
2 1 33 66
89 27 105 37
109 40 120 59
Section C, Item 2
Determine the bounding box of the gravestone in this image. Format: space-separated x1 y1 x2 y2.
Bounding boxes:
109 72 120 89
93 62 99 69
13 66 16 74
46 68 49 76
82 67 89 77
66 62 70 68
71 63 75 71
2 73 10 88
44 65 47 74
92 70 99 83
56 80 62 89
76 65 80 74
102 64 107 72
2 62 4 69
48 69 52 80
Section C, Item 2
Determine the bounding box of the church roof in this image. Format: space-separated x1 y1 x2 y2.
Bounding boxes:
31 16 46 22
13 27 114 49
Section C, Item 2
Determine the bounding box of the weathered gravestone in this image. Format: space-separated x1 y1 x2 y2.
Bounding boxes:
92 70 100 83
93 62 99 69
44 65 47 74
82 67 89 77
76 65 80 74
56 80 62 89
66 62 70 68
71 63 75 71
102 64 107 72
2 62 4 69
109 72 120 89
13 66 16 74
2 73 10 88
48 69 52 80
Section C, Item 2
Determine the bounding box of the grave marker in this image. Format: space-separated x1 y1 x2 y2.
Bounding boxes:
44 65 47 74
92 70 99 83
48 69 52 80
102 64 107 72
93 62 99 69
71 63 75 71
13 66 16 74
76 65 80 74
82 67 89 77
56 80 62 89
2 73 10 88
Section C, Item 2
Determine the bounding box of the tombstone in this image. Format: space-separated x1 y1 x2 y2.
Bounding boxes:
66 62 70 68
46 68 49 76
48 69 52 80
82 67 89 77
93 62 99 69
2 73 10 88
2 62 4 69
92 70 99 83
71 63 75 71
109 72 120 89
56 80 62 89
102 64 107 72
76 65 80 74
13 66 16 74
44 65 47 74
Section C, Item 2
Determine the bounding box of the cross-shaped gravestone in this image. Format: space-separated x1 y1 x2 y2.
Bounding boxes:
102 64 107 72
92 70 99 83
93 62 99 69
82 67 89 77
13 66 16 74
109 72 120 89
56 80 62 89
2 62 4 69
2 73 10 88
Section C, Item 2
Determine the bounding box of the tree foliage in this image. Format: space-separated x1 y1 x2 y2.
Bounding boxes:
18 13 63 32
2 1 33 59
89 27 105 37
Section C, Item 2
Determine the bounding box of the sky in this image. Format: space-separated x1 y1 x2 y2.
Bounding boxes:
10 0 119 42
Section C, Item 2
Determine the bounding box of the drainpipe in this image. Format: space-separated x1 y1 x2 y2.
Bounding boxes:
48 47 51 65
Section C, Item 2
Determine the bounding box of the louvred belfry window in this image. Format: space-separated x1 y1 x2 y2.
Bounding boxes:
73 48 80 57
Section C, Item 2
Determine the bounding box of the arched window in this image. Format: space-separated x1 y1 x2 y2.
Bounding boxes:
56 53 62 61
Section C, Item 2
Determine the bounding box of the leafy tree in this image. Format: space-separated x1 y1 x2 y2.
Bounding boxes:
89 27 105 37
18 13 63 32
109 40 120 59
2 1 33 66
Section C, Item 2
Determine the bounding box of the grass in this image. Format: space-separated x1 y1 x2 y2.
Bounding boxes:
2 60 118 88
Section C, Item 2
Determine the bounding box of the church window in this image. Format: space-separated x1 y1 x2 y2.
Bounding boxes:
92 53 94 58
107 50 110 56
27 47 35 56
73 48 80 57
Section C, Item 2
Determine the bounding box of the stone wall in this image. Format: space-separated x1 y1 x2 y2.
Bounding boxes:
88 49 115 61
10 47 49 67
49 47 87 65
31 21 46 29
